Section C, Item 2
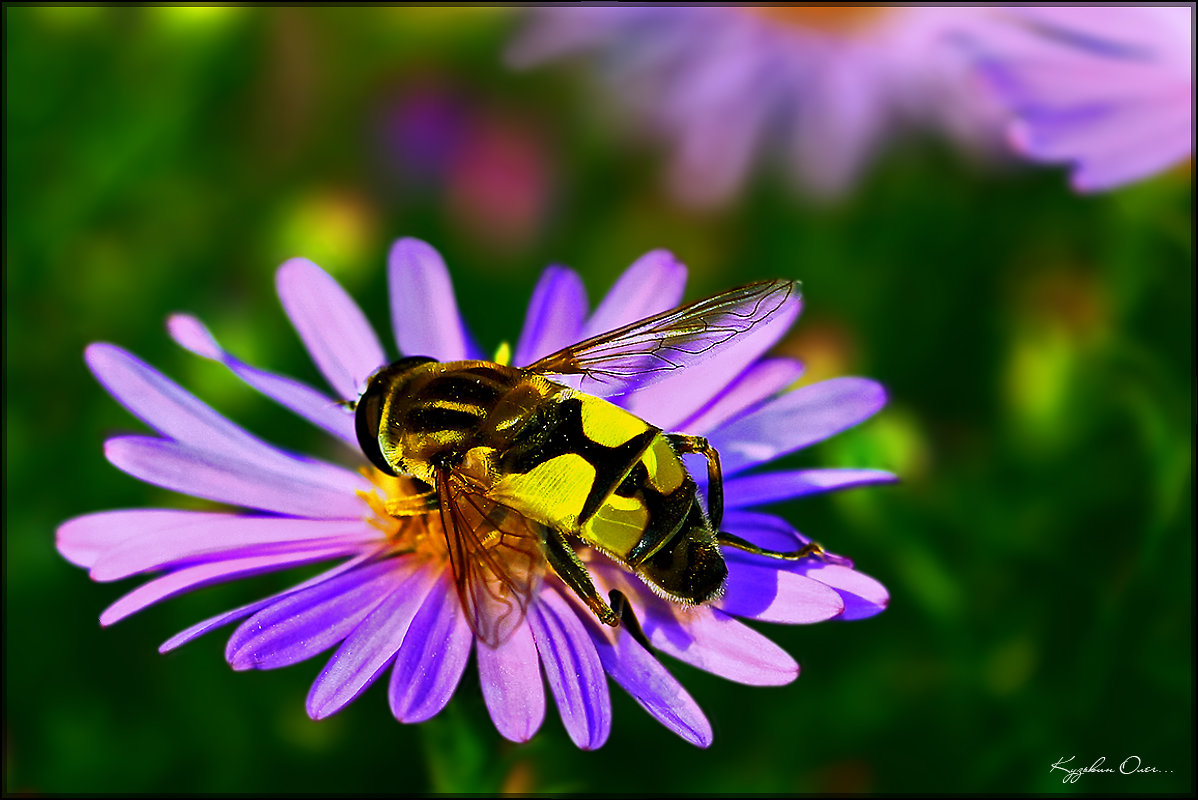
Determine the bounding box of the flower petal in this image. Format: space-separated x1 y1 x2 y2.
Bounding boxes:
276 258 386 400
625 295 801 430
104 436 370 519
100 545 358 626
529 588 611 750
643 603 798 686
226 558 412 671
167 314 359 447
76 511 376 581
389 569 474 723
306 564 439 719
712 377 887 476
159 553 377 653
793 563 889 621
514 265 588 366
585 620 712 748
581 250 686 338
477 622 545 743
718 558 844 624
722 509 820 554
724 468 897 509
388 238 478 361
678 357 803 435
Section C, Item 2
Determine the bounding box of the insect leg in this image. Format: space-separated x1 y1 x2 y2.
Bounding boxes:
666 433 723 529
541 530 619 627
717 532 834 562
609 589 653 651
384 490 439 517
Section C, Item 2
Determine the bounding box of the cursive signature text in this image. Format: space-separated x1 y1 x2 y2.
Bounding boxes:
1050 755 1171 784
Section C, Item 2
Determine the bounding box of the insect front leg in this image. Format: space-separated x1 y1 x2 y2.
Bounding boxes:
666 433 723 529
542 529 619 627
384 490 439 517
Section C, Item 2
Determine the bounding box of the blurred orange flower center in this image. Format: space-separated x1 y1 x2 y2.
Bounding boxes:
744 5 889 33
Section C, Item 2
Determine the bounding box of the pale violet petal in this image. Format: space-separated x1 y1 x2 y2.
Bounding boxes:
103 436 370 520
388 238 478 362
389 569 474 723
718 559 844 624
529 588 611 750
514 266 588 366
100 545 359 626
793 563 889 621
225 558 412 671
724 468 897 509
306 565 439 719
581 250 687 338
477 621 545 743
678 357 804 435
712 377 887 476
276 257 386 400
167 314 358 447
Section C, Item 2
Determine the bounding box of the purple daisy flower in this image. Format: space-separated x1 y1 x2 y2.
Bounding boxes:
57 238 890 749
971 5 1193 191
509 5 1003 205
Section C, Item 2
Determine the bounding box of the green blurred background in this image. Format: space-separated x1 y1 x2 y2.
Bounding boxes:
4 6 1192 794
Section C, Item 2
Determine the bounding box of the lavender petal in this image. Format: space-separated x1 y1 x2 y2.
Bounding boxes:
718 558 844 624
477 621 545 743
581 250 686 338
388 238 479 362
226 558 411 671
276 258 386 400
678 357 804 435
529 588 611 750
514 265 588 366
712 377 887 476
794 563 889 621
306 564 439 719
167 314 358 447
101 545 361 626
389 569 474 723
724 468 897 509
104 436 370 520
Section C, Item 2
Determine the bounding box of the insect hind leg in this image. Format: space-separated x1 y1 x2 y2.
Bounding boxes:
666 433 723 529
717 532 849 564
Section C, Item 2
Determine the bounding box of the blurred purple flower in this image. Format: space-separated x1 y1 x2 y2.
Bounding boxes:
58 238 890 749
509 5 1003 205
971 5 1193 191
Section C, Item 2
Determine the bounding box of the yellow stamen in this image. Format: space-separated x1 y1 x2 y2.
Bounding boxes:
493 341 512 366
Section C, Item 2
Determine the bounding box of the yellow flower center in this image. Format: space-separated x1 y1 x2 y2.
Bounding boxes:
358 468 447 562
742 5 890 34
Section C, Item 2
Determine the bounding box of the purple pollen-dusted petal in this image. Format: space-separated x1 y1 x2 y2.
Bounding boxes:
581 250 687 338
793 563 889 621
528 588 611 750
78 511 377 582
718 559 845 624
477 621 546 743
226 557 414 671
104 436 371 520
678 357 804 436
625 294 801 431
388 238 479 362
584 619 713 748
713 377 888 476
514 265 588 366
389 569 474 723
306 565 440 720
159 553 378 653
101 545 361 627
167 314 359 447
724 468 897 509
276 258 386 400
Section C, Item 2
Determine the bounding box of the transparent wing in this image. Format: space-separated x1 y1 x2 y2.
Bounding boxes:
435 465 548 649
527 279 796 395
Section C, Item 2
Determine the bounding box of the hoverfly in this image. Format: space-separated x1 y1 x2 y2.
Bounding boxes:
355 279 824 647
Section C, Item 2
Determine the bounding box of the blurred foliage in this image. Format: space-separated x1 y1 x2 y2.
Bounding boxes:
4 6 1192 795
